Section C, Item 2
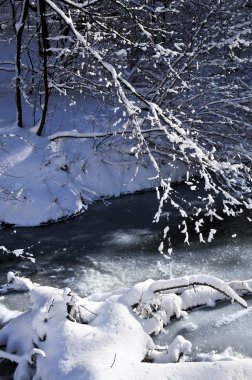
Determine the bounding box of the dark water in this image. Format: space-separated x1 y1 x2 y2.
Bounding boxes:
0 189 252 363
0 191 165 293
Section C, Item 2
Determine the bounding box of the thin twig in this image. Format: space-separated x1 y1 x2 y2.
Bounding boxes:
110 353 116 368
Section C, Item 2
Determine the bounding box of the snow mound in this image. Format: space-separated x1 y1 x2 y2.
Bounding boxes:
0 272 251 379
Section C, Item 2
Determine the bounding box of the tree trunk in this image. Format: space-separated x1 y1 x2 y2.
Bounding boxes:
37 0 50 136
15 0 29 128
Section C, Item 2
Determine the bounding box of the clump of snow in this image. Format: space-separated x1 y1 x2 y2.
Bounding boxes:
0 245 35 262
148 335 192 363
0 272 251 379
0 271 36 294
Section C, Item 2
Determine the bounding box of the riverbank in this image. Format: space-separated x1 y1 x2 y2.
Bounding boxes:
0 122 187 226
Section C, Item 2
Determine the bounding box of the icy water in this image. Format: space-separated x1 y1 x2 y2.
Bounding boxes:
0 189 252 362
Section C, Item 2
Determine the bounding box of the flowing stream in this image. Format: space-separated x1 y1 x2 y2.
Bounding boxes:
0 188 252 364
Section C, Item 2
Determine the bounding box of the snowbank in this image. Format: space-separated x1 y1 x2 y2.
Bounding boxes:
0 125 186 226
0 272 252 379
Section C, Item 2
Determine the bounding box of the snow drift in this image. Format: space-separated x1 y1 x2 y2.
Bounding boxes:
0 126 186 226
0 272 252 379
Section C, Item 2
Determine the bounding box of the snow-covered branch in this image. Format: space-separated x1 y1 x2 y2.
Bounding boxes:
0 272 251 378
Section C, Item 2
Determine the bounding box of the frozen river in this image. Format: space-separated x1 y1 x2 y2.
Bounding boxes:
0 188 252 364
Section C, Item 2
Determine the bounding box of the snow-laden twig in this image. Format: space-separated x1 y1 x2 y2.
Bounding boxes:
48 127 163 141
120 274 247 309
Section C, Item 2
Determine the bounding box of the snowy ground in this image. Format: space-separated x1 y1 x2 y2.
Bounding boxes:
0 272 252 380
0 78 187 226
0 123 147 225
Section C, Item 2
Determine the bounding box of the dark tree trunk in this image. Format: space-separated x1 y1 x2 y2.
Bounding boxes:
37 0 50 136
15 0 29 127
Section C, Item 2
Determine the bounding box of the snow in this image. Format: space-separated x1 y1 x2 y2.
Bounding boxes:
0 63 187 227
0 6 251 377
0 117 188 226
215 306 252 328
0 127 135 225
0 272 252 379
0 271 35 294
0 303 21 325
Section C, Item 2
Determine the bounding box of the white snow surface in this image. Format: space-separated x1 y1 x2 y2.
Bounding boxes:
0 124 185 226
0 272 252 379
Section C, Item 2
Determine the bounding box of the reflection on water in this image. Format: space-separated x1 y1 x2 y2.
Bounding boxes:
0 189 252 359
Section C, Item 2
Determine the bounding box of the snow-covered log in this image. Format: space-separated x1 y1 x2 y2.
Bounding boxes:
0 272 251 379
